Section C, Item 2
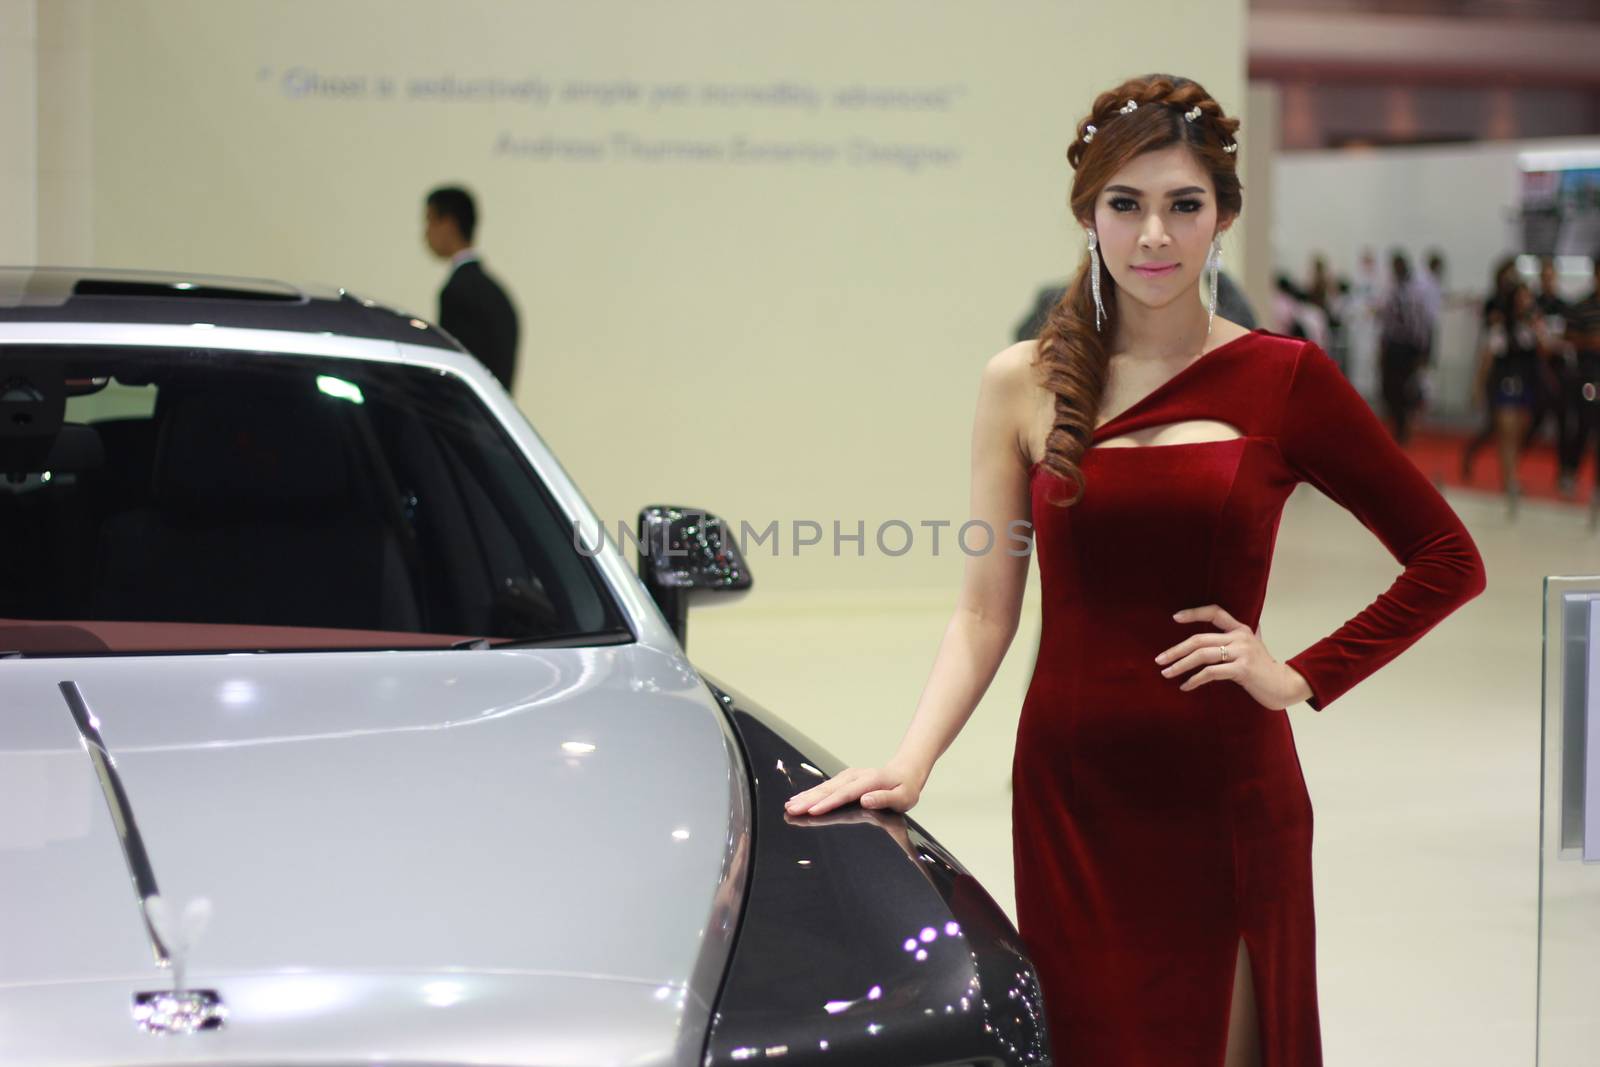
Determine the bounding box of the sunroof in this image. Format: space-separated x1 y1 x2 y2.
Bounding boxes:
0 268 305 308
71 278 302 302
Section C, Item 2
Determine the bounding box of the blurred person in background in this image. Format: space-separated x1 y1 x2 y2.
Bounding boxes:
1352 247 1382 306
424 185 521 392
1272 273 1329 348
1460 256 1522 483
1015 267 1256 342
1413 251 1445 339
1465 281 1547 514
1326 277 1354 375
1377 250 1432 444
1305 254 1335 320
1346 247 1384 398
1566 260 1600 511
1525 256 1580 492
1486 256 1520 317
1304 255 1339 357
1412 251 1446 413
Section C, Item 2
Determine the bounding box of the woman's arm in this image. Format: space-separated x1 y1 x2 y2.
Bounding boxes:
785 343 1036 815
886 343 1036 781
1277 341 1487 711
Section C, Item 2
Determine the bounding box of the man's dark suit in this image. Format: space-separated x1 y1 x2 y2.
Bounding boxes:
439 258 519 390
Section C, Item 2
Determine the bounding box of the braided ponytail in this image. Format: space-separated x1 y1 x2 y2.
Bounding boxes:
1035 73 1243 507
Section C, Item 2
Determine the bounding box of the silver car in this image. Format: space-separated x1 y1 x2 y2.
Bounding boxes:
0 268 1050 1066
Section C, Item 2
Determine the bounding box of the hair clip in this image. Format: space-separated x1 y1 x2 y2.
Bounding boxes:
1118 99 1139 115
1184 105 1202 122
1082 124 1097 143
1223 141 1239 154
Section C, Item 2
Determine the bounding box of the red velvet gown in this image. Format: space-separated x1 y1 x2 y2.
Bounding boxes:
1014 330 1486 1066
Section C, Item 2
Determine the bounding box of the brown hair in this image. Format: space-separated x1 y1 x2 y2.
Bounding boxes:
1034 73 1242 506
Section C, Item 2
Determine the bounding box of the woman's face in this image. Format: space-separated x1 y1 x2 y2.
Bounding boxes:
1086 144 1230 313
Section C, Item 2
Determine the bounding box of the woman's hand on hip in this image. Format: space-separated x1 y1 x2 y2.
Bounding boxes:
1155 604 1314 711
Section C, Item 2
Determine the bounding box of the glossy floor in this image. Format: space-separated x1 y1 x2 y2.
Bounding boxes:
693 481 1595 1067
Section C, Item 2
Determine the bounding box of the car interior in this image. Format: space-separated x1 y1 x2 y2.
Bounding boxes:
0 348 623 652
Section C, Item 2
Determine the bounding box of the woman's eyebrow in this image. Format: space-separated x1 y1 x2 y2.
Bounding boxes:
1104 184 1207 197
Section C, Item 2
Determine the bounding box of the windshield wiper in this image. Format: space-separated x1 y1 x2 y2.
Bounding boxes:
451 629 634 651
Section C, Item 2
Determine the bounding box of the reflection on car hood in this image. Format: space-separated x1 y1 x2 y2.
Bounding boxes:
0 643 747 1066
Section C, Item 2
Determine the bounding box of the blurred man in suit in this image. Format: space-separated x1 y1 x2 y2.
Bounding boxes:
424 186 520 391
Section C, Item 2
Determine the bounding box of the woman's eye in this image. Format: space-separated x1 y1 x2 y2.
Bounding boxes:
1109 197 1203 213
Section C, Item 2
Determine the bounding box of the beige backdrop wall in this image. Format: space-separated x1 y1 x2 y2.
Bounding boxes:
52 0 1249 593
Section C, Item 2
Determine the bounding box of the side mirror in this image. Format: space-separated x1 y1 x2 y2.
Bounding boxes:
636 505 752 649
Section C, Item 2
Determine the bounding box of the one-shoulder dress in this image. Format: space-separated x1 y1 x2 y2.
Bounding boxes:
1014 329 1486 1065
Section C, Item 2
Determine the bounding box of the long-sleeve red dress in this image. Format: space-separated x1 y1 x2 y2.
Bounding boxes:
1014 329 1487 1066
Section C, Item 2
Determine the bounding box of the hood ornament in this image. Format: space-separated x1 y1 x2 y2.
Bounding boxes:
132 988 227 1035
133 895 227 1034
55 683 229 1036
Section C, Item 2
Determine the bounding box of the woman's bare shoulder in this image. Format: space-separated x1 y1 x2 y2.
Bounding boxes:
978 341 1053 466
982 338 1046 392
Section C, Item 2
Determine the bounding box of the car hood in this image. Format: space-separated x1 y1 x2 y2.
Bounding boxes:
0 643 750 1066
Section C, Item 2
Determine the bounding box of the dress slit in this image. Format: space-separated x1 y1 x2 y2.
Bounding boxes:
1223 934 1264 1067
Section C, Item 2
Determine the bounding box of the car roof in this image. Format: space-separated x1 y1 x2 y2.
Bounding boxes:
0 267 460 351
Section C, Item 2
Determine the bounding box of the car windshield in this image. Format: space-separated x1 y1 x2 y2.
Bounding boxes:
0 346 630 655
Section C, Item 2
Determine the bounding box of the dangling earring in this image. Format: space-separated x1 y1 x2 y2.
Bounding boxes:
1205 235 1222 335
1087 229 1106 333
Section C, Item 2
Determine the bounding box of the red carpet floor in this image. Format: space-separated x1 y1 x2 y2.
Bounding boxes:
1405 422 1593 505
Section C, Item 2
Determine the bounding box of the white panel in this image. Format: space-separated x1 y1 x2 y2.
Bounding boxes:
1587 599 1600 862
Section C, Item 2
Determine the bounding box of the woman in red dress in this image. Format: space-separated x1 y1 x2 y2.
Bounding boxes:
784 73 1487 1066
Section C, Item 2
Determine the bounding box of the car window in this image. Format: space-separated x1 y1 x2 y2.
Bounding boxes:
0 346 630 654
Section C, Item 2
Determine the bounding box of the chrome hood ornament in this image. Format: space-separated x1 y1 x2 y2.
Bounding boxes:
132 988 227 1035
58 681 228 1035
141 894 214 995
134 894 225 1034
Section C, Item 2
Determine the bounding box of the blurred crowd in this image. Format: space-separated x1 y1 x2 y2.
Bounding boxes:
1273 249 1600 515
